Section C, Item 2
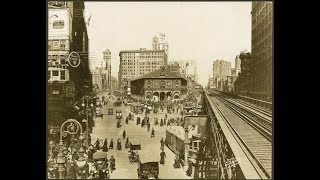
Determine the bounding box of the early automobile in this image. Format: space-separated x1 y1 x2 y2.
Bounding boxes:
137 151 159 179
108 108 113 115
116 110 122 119
137 162 159 179
92 151 110 179
128 142 141 163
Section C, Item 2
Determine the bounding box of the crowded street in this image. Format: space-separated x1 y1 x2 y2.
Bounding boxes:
91 94 192 179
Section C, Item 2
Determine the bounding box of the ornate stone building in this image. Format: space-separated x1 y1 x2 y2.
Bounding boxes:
130 67 188 102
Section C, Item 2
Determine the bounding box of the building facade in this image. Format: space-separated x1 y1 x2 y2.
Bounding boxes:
130 67 188 102
152 33 169 56
212 60 231 89
91 68 103 90
103 49 112 90
118 48 168 91
179 59 198 82
167 61 180 74
48 1 92 128
234 51 252 95
251 1 273 100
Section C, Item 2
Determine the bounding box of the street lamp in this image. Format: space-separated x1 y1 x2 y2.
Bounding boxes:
58 119 84 179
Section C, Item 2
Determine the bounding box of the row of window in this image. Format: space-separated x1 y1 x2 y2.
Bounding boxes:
48 39 69 51
122 62 162 65
48 69 69 81
48 54 67 65
122 52 163 56
122 56 163 59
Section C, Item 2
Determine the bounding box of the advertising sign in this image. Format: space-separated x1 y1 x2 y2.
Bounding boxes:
68 52 81 67
48 9 69 37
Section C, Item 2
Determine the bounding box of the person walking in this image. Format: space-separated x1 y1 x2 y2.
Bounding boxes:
102 138 108 152
147 122 151 131
123 130 126 139
160 150 166 165
125 137 130 149
95 139 100 150
117 138 122 150
160 119 163 126
110 156 116 172
109 138 114 150
151 128 155 138
186 160 193 176
160 138 165 149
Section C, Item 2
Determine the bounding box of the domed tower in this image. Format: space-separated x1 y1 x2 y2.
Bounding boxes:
152 36 159 50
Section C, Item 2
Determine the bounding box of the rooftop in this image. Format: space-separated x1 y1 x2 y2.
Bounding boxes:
166 125 200 140
130 67 188 81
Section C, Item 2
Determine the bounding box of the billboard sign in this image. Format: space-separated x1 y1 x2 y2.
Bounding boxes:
48 9 69 37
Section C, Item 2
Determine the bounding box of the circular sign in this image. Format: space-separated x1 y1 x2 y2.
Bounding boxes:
68 52 81 67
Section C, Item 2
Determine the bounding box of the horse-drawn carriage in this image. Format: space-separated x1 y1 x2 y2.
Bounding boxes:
128 142 141 163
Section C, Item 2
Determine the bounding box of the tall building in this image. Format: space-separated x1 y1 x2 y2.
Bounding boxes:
212 60 231 90
212 60 231 81
48 1 92 127
167 61 180 74
235 55 241 70
152 33 169 56
91 67 103 90
251 1 273 100
118 48 168 91
152 36 160 50
179 59 198 82
103 49 111 90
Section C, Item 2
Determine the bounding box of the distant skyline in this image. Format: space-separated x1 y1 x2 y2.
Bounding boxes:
84 2 251 86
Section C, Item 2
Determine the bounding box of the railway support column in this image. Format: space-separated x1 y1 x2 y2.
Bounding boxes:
184 125 189 168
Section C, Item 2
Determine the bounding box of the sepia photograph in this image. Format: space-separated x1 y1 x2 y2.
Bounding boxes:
47 1 272 179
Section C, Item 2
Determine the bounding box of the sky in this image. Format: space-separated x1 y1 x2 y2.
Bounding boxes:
84 2 251 86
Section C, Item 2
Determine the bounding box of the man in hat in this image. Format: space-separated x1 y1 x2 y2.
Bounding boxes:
160 150 166 165
160 138 165 149
110 156 116 172
147 122 151 131
151 128 155 138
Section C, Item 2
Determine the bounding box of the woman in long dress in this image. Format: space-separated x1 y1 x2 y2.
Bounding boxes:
102 138 108 152
95 139 100 150
125 137 130 149
109 138 114 150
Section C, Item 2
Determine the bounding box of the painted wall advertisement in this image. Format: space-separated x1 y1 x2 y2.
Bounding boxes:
48 9 69 37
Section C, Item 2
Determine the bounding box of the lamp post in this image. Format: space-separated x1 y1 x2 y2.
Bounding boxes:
82 96 94 148
58 119 84 179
